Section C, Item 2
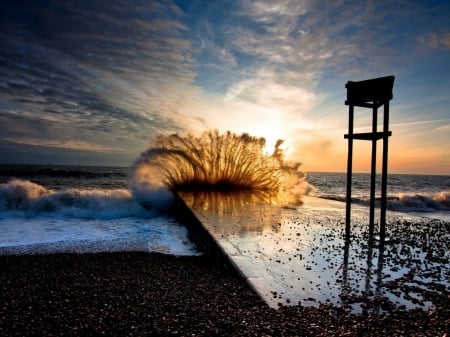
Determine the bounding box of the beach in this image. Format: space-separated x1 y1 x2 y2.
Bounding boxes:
1 252 448 337
1 166 449 335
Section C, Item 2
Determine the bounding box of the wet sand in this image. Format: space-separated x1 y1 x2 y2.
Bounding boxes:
0 252 448 337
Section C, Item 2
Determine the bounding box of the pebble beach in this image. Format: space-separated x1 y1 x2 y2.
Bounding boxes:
1 252 448 337
1 168 449 336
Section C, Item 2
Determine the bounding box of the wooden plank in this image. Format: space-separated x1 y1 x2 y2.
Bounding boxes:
346 76 394 106
345 101 385 109
344 131 391 141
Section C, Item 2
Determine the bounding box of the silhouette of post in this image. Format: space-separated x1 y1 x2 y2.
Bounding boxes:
344 75 394 244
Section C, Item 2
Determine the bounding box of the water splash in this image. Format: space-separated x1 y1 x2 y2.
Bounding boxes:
0 179 50 211
130 130 313 206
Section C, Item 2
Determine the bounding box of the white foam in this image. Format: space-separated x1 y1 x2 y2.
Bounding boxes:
0 179 199 256
0 217 199 256
0 179 168 219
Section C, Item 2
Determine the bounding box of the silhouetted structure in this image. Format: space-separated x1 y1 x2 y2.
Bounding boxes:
344 75 395 244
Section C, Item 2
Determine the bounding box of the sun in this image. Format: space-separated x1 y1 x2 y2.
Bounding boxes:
186 95 297 157
244 124 285 154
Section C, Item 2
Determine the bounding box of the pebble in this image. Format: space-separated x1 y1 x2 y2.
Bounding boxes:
0 252 448 336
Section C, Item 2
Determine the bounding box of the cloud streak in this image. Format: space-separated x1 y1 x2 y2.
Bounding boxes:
2 138 125 153
0 0 199 161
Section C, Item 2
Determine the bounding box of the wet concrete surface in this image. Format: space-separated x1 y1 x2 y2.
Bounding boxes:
178 192 450 312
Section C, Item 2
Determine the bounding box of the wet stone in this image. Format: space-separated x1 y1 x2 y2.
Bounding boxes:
179 193 450 314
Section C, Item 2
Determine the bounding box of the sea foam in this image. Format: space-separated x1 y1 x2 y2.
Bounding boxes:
0 179 152 219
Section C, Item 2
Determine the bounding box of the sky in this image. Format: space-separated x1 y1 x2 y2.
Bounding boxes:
0 0 449 174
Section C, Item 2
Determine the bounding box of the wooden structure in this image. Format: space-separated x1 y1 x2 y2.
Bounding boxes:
344 75 395 243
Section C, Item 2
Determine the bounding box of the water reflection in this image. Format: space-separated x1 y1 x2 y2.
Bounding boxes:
178 191 287 234
342 234 389 313
180 190 302 212
180 191 272 213
179 192 449 312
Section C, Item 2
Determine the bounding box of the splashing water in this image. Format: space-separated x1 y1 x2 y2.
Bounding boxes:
130 130 313 206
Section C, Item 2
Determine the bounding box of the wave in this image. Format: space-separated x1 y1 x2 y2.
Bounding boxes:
391 192 450 211
130 130 314 206
0 179 155 219
0 131 315 216
320 191 450 212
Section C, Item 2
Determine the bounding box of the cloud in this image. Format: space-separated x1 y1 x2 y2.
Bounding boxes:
240 0 308 21
2 138 125 153
391 119 450 129
224 75 315 115
1 0 449 172
0 0 199 158
418 32 450 50
0 138 134 166
227 0 450 86
436 124 450 131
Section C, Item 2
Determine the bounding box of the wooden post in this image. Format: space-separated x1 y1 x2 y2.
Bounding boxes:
380 101 390 243
369 105 378 238
345 105 354 242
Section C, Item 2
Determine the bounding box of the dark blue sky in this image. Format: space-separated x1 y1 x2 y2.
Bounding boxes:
1 0 449 173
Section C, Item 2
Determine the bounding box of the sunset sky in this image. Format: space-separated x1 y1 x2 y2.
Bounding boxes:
1 0 449 174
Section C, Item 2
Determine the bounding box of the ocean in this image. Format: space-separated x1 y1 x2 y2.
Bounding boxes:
0 164 449 255
307 172 450 216
0 165 198 256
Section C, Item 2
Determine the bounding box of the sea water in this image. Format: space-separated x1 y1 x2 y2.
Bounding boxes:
0 165 198 255
0 165 448 255
307 172 450 219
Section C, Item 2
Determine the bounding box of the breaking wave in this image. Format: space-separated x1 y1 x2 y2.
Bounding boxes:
0 179 151 219
0 131 313 217
321 191 450 212
390 192 450 212
130 130 313 206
